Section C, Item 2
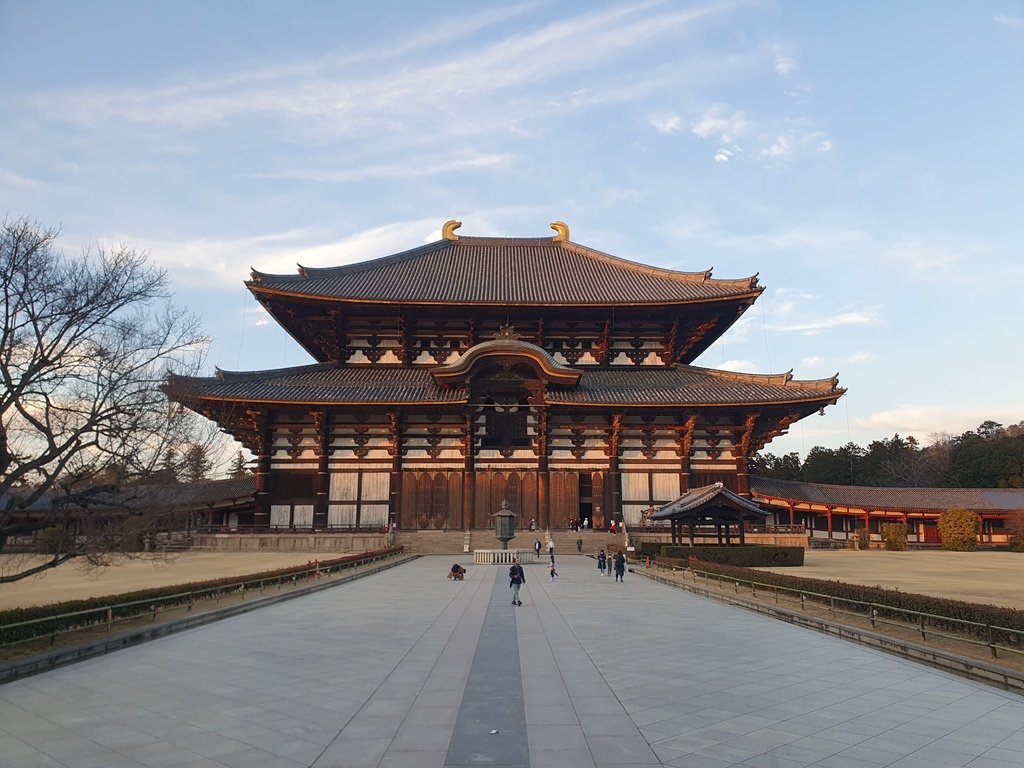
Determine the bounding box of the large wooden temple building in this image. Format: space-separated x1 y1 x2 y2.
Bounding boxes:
166 221 845 532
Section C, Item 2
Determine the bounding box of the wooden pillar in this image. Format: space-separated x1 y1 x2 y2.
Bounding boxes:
312 410 329 530
787 501 795 526
689 521 696 545
735 415 756 496
716 523 723 545
606 413 623 526
537 408 550 530
249 409 273 530
826 505 833 542
460 413 475 531
678 415 696 493
389 412 404 530
739 516 746 544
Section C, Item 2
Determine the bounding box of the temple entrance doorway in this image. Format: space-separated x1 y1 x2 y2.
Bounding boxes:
578 502 593 530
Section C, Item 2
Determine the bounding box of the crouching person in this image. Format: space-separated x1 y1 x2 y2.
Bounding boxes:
448 563 466 580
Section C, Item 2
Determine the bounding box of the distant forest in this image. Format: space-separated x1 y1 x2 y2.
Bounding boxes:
750 420 1024 488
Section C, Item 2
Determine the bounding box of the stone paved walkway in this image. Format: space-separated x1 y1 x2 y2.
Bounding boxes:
1 556 1023 767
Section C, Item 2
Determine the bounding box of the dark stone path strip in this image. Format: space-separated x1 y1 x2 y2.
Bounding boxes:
445 567 529 768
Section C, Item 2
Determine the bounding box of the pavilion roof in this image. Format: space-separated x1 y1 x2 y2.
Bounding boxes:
750 477 1024 512
165 363 842 408
649 483 767 521
247 235 761 307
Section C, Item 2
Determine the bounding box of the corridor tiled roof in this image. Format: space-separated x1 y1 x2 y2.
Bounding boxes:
165 363 841 407
750 477 1024 511
247 236 761 305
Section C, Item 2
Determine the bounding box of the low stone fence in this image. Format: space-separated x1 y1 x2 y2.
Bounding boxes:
473 549 538 564
194 532 388 552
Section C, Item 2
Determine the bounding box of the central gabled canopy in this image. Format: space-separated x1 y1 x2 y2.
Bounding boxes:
431 337 582 389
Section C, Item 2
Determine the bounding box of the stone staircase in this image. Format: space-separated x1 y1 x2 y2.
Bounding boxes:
539 530 625 559
393 530 470 555
393 528 627 557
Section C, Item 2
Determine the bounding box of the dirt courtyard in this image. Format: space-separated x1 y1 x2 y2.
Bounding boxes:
760 549 1024 610
1 549 1022 611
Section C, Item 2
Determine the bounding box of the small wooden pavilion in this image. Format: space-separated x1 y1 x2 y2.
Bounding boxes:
651 482 767 545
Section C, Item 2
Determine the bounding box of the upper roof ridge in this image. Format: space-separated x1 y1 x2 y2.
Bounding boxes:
246 223 760 290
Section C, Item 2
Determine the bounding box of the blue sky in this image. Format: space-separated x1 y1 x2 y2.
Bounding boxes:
2 0 1022 459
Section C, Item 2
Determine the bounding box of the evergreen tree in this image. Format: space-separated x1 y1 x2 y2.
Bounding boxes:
227 450 250 478
181 444 212 483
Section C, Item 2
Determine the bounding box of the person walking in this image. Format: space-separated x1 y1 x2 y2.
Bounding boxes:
576 537 583 553
597 549 606 575
534 539 542 559
613 551 626 582
548 554 558 581
509 558 525 605
547 539 555 557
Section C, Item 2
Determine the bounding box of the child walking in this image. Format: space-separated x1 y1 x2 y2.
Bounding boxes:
548 555 558 581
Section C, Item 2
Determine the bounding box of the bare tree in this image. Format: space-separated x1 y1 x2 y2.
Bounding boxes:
0 217 210 581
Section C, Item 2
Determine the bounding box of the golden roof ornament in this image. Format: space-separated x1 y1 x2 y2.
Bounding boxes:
550 221 570 241
493 324 521 340
442 219 462 241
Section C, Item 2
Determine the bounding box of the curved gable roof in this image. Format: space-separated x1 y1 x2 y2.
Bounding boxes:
248 235 761 306
431 338 582 388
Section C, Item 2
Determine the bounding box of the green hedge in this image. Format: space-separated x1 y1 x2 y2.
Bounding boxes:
681 558 1024 642
0 547 402 646
655 545 804 567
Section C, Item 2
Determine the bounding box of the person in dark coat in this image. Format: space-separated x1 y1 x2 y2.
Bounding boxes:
597 549 607 575
509 558 525 605
613 551 626 582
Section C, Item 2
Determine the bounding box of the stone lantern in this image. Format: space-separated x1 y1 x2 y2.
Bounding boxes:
492 499 516 550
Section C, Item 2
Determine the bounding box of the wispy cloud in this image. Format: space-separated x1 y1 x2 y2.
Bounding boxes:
101 218 442 289
247 152 515 183
691 104 751 143
720 359 758 372
649 113 684 134
32 1 739 144
769 308 881 335
716 227 867 252
994 14 1024 27
880 237 982 273
858 405 1023 439
771 44 796 75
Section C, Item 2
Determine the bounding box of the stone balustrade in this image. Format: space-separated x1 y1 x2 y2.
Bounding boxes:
473 549 538 564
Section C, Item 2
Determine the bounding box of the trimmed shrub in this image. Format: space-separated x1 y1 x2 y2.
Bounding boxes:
938 508 980 551
881 523 908 551
1008 511 1024 553
637 542 663 558
658 545 804 567
854 527 870 549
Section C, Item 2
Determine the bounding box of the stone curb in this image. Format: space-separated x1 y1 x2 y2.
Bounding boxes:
639 568 1024 695
0 554 419 685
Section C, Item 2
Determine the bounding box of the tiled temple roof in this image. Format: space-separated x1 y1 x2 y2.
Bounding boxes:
651 483 766 518
750 477 1024 512
247 236 761 306
165 363 841 407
